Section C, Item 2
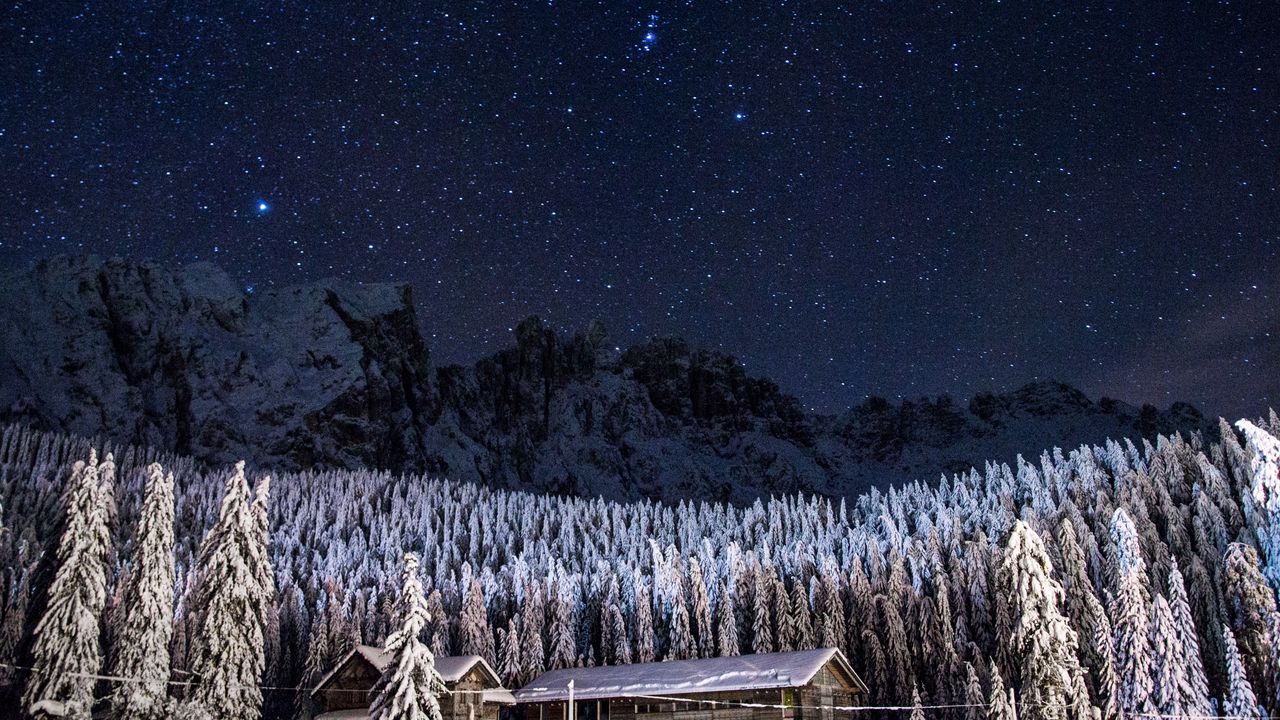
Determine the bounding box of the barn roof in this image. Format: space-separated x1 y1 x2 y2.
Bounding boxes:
515 648 867 703
312 644 502 695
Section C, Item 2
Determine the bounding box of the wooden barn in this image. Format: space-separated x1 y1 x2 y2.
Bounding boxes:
513 648 867 720
312 644 516 720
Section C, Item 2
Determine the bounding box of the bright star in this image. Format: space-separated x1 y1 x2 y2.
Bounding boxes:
734 112 746 121
256 200 270 213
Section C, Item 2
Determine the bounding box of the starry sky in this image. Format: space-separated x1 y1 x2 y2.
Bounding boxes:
2 1 1277 418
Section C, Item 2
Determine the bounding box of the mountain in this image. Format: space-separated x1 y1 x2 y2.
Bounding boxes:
0 255 1212 502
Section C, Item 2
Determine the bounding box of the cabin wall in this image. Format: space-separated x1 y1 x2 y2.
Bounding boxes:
446 667 502 720
522 689 803 720
315 659 380 712
796 667 856 720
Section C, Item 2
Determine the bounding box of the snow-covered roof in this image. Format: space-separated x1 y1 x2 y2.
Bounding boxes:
515 648 866 703
485 688 518 705
312 644 503 695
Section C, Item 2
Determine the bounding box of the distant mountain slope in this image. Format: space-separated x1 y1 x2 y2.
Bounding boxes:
0 255 1212 501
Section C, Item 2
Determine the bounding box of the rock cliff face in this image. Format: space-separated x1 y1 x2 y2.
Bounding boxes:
0 256 1213 502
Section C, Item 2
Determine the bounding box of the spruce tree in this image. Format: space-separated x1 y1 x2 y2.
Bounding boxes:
184 462 272 720
635 582 657 663
460 577 494 661
1166 564 1213 716
715 581 739 657
988 663 1017 720
667 588 695 660
1222 542 1279 707
547 590 577 670
498 616 521 686
688 557 713 658
1224 624 1263 720
370 553 444 720
999 520 1086 720
1108 508 1153 717
750 569 773 654
24 452 115 719
1237 420 1280 587
1148 595 1189 718
110 463 176 720
962 662 986 720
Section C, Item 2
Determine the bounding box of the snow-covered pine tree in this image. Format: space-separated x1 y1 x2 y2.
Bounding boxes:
425 589 449 657
667 584 695 660
460 577 494 661
519 587 546 684
1108 508 1153 717
23 451 115 719
1224 624 1263 720
249 475 278 684
716 580 739 657
1166 564 1213 716
1083 593 1119 720
1237 420 1280 587
998 520 1086 720
370 553 444 720
607 601 631 665
1221 542 1280 709
547 588 577 670
498 616 521 686
987 663 1017 720
184 462 271 720
110 463 176 720
750 568 773 654
688 556 713 658
790 580 814 650
962 662 986 720
1148 595 1190 718
632 580 656 663
909 683 924 720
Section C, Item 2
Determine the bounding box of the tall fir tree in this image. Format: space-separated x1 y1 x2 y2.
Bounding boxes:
909 683 924 720
24 452 115 719
1237 420 1280 587
1222 542 1280 709
1224 624 1263 720
962 662 986 720
1108 508 1153 717
988 663 1017 720
460 577 494 661
1166 564 1213 716
716 580 740 657
110 463 176 720
183 462 272 720
1148 595 1190 718
370 553 444 720
999 521 1087 720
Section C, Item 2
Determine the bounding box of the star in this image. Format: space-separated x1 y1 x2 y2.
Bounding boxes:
255 200 270 214
734 112 747 121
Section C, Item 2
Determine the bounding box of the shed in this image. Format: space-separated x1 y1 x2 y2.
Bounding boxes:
313 644 515 720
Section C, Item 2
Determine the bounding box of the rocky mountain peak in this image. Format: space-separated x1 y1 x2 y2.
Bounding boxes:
0 256 1214 502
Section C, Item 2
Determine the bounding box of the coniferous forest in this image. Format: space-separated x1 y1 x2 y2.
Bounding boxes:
2 413 1280 719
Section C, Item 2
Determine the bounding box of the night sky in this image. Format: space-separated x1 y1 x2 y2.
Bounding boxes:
2 2 1276 418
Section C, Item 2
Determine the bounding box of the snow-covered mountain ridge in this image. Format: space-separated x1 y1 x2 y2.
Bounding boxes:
0 255 1211 501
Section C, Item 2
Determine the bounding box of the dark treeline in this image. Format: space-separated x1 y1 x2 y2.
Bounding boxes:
1 412 1280 720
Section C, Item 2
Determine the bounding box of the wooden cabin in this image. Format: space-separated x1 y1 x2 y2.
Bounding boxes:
312 644 516 720
514 648 867 720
